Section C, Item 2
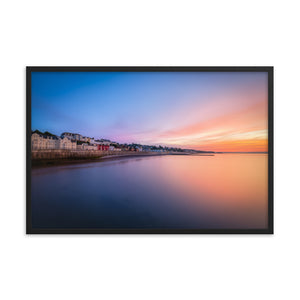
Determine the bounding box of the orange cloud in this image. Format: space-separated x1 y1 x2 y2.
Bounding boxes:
157 100 268 152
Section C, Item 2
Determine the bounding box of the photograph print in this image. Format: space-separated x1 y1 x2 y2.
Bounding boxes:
27 67 273 233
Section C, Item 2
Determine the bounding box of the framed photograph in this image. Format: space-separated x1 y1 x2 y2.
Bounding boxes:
26 66 273 234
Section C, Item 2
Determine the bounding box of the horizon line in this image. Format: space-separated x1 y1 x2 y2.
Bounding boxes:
31 128 268 153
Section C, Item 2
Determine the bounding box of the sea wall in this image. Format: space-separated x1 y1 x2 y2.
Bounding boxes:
30 150 187 166
32 149 119 160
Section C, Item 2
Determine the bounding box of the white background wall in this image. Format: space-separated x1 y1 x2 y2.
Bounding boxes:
0 1 299 299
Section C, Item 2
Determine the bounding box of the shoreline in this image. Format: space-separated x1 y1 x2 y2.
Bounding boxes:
31 152 192 168
30 151 265 168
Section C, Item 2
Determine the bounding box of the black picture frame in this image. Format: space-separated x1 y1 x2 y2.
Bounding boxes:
26 66 274 234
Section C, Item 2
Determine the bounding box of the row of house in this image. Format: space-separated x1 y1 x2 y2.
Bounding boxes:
61 132 95 144
61 132 113 146
31 133 77 150
31 131 116 151
32 130 187 153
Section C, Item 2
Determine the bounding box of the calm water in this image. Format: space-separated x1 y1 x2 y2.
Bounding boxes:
31 154 268 229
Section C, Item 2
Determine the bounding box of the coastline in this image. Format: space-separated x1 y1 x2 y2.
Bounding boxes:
30 151 265 168
31 151 192 168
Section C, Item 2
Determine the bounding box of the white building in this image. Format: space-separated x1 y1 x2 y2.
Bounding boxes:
32 132 77 150
31 133 58 150
61 132 82 141
82 144 97 151
59 137 77 150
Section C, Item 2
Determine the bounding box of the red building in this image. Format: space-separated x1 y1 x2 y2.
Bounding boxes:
97 145 109 151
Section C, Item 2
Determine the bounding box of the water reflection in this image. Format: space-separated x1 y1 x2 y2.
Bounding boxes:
31 154 268 229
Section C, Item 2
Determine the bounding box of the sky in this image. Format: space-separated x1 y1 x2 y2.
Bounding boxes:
31 71 268 152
